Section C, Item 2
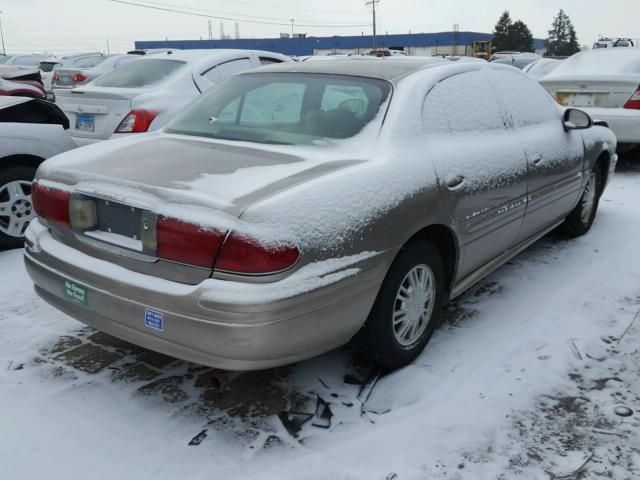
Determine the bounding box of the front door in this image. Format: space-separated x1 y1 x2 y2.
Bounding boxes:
422 69 528 280
488 69 585 242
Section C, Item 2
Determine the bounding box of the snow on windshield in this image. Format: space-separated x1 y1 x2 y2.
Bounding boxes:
93 59 185 88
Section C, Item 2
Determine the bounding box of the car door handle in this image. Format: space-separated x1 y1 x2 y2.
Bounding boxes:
445 175 466 191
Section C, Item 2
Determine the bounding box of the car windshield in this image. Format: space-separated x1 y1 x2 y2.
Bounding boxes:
92 59 185 88
72 55 108 68
166 73 391 145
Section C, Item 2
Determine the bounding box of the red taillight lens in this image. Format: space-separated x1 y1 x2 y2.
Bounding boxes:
156 216 225 268
52 72 60 82
72 72 87 83
32 183 70 227
115 109 159 133
215 233 299 274
624 85 640 110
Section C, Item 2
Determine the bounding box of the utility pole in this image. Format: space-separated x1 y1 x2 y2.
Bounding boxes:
290 19 294 37
106 38 110 54
208 19 212 40
0 10 6 56
365 0 379 49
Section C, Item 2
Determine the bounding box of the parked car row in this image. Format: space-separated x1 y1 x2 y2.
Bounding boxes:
16 56 616 371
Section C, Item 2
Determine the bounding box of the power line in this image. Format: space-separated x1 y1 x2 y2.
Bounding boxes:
108 0 371 28
176 0 368 15
139 0 368 24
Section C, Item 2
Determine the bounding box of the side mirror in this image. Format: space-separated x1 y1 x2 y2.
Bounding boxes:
563 108 593 131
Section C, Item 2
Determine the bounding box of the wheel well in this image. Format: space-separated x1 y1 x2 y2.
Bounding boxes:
0 154 45 171
408 224 458 294
595 151 611 192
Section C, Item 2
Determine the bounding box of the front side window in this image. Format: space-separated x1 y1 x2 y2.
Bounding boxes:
423 70 507 134
93 59 185 88
167 73 390 145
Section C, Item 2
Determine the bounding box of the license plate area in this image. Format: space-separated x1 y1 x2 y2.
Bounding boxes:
75 113 95 132
72 196 156 255
556 92 605 108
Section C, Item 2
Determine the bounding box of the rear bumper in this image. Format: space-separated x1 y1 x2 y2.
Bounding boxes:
24 221 388 371
581 107 640 144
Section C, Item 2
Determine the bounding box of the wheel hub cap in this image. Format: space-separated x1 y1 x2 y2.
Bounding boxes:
0 180 34 238
580 172 597 223
392 264 436 347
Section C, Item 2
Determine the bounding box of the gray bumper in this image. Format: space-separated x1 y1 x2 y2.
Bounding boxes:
24 222 389 371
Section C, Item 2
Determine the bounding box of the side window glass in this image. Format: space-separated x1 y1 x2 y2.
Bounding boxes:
259 57 283 65
239 82 305 124
488 70 560 127
321 85 370 120
202 58 253 83
423 70 507 135
217 97 241 124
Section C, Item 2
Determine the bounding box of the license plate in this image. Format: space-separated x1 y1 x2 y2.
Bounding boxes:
63 279 89 307
557 93 595 108
76 113 95 132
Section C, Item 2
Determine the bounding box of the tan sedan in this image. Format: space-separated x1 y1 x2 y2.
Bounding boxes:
24 59 617 370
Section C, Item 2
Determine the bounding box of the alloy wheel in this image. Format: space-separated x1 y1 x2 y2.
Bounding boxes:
0 180 35 238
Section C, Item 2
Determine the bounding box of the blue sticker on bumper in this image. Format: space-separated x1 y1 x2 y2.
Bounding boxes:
144 309 164 331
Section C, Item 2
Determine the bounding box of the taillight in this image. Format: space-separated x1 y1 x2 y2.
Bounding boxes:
52 72 60 82
215 233 299 274
624 85 640 110
32 183 70 228
72 72 87 83
156 216 225 268
115 109 159 133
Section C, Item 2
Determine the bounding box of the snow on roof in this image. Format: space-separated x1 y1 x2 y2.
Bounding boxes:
545 48 640 78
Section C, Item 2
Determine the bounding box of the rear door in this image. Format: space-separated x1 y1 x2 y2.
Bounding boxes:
488 69 585 241
423 69 528 279
55 88 139 141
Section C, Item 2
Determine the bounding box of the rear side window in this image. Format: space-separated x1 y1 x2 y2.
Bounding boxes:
259 57 284 65
423 70 507 134
93 59 184 88
487 70 559 127
72 56 107 68
202 58 253 83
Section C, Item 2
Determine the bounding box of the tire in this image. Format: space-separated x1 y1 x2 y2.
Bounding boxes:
0 166 37 250
353 239 446 369
558 164 603 238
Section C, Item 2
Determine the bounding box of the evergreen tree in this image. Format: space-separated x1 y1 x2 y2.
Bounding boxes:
493 11 512 51
509 20 534 52
546 9 581 56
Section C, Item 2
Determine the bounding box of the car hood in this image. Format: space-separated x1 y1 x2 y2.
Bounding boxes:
37 132 366 218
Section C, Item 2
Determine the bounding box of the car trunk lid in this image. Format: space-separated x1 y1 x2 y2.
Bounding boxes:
541 75 640 108
55 87 145 141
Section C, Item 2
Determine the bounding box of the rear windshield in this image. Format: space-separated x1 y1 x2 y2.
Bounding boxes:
553 49 640 75
39 61 59 72
72 55 108 68
166 73 391 145
0 56 10 65
93 59 185 88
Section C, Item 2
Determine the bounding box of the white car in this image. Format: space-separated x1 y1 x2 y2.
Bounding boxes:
540 48 640 148
51 54 142 91
0 97 76 248
523 58 563 80
38 53 99 92
55 49 291 146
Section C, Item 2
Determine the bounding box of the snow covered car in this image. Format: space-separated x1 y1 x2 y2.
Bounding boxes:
51 53 142 91
0 69 46 98
24 59 616 370
38 53 100 93
522 58 563 80
0 97 76 248
54 49 290 146
540 48 640 149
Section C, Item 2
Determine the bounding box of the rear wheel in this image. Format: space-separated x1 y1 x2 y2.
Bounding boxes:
354 240 445 369
0 166 37 249
558 164 603 238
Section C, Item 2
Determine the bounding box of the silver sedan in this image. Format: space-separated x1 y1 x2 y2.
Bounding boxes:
24 58 617 370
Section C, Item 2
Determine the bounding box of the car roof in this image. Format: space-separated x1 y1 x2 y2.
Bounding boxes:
240 57 449 82
143 49 260 62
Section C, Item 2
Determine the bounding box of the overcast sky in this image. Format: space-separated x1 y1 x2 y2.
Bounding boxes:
1 0 638 55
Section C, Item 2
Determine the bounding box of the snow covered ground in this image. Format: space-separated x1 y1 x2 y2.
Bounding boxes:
1 168 640 479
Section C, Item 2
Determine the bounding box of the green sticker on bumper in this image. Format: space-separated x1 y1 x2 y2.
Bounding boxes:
63 279 89 307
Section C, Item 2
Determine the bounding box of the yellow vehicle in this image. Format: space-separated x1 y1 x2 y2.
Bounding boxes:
472 40 492 59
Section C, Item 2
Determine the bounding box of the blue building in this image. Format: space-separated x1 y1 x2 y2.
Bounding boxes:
136 31 546 57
